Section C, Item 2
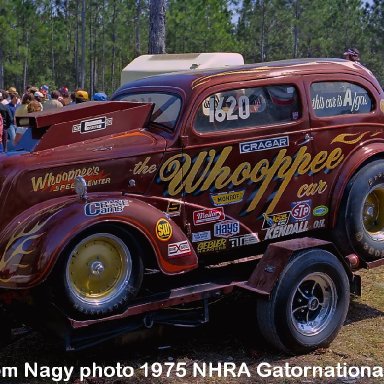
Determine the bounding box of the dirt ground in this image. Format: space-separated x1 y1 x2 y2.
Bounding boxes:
0 266 383 384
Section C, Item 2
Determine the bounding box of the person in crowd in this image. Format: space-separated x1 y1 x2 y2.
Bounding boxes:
6 93 18 149
40 85 49 101
34 91 45 110
59 86 71 106
15 93 32 118
43 90 63 111
75 90 89 103
27 100 43 113
1 90 9 105
0 91 12 152
14 100 42 145
343 48 360 62
92 92 108 101
7 87 20 104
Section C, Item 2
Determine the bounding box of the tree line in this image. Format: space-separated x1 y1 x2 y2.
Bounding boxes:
0 0 382 97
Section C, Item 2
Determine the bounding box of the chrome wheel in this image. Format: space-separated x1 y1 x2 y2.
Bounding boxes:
65 233 132 307
363 188 384 241
290 272 337 337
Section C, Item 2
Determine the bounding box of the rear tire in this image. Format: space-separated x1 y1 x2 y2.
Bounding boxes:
256 249 349 354
61 225 143 317
335 160 384 261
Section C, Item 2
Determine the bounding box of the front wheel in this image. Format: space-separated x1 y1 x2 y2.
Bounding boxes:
256 249 350 354
61 225 143 317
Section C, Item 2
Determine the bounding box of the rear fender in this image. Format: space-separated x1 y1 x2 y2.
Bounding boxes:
0 195 197 289
236 237 353 296
330 143 384 227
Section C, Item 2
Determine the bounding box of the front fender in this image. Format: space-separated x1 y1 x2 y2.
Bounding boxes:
0 194 197 289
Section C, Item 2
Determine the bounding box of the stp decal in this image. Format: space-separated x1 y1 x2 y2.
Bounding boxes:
290 200 312 221
155 218 173 241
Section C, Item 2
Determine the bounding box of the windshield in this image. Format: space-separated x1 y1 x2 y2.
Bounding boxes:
115 92 182 130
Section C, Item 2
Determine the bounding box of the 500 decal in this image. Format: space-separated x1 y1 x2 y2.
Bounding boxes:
159 142 346 214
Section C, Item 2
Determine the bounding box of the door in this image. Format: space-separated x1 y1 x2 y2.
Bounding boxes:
171 78 314 258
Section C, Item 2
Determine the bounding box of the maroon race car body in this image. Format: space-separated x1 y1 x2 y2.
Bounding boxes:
1 58 383 353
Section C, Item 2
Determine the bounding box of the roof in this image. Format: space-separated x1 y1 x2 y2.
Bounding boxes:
114 58 380 98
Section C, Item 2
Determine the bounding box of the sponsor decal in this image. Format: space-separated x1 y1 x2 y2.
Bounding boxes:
31 166 111 193
262 211 290 229
290 200 311 221
264 220 309 240
133 157 157 175
297 180 327 198
84 200 129 216
262 205 311 240
229 233 259 248
192 231 211 243
214 220 240 238
159 132 356 214
168 241 191 257
72 116 112 134
313 205 329 217
210 190 245 206
155 218 173 241
239 136 289 154
166 201 182 217
197 239 227 253
314 219 326 229
193 207 225 225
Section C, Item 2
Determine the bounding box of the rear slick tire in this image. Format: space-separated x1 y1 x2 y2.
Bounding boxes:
335 160 384 261
256 249 350 355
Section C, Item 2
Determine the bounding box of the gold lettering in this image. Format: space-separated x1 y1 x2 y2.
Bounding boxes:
159 143 346 213
325 148 344 169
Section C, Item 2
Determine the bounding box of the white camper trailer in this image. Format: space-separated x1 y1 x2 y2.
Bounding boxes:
120 52 244 86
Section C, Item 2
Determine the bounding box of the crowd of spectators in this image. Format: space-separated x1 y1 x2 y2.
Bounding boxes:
0 85 108 152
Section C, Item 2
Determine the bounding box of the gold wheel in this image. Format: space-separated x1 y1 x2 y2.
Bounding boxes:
363 188 384 240
65 233 132 308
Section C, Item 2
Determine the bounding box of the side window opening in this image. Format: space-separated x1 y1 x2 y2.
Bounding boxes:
194 84 301 133
310 81 374 117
